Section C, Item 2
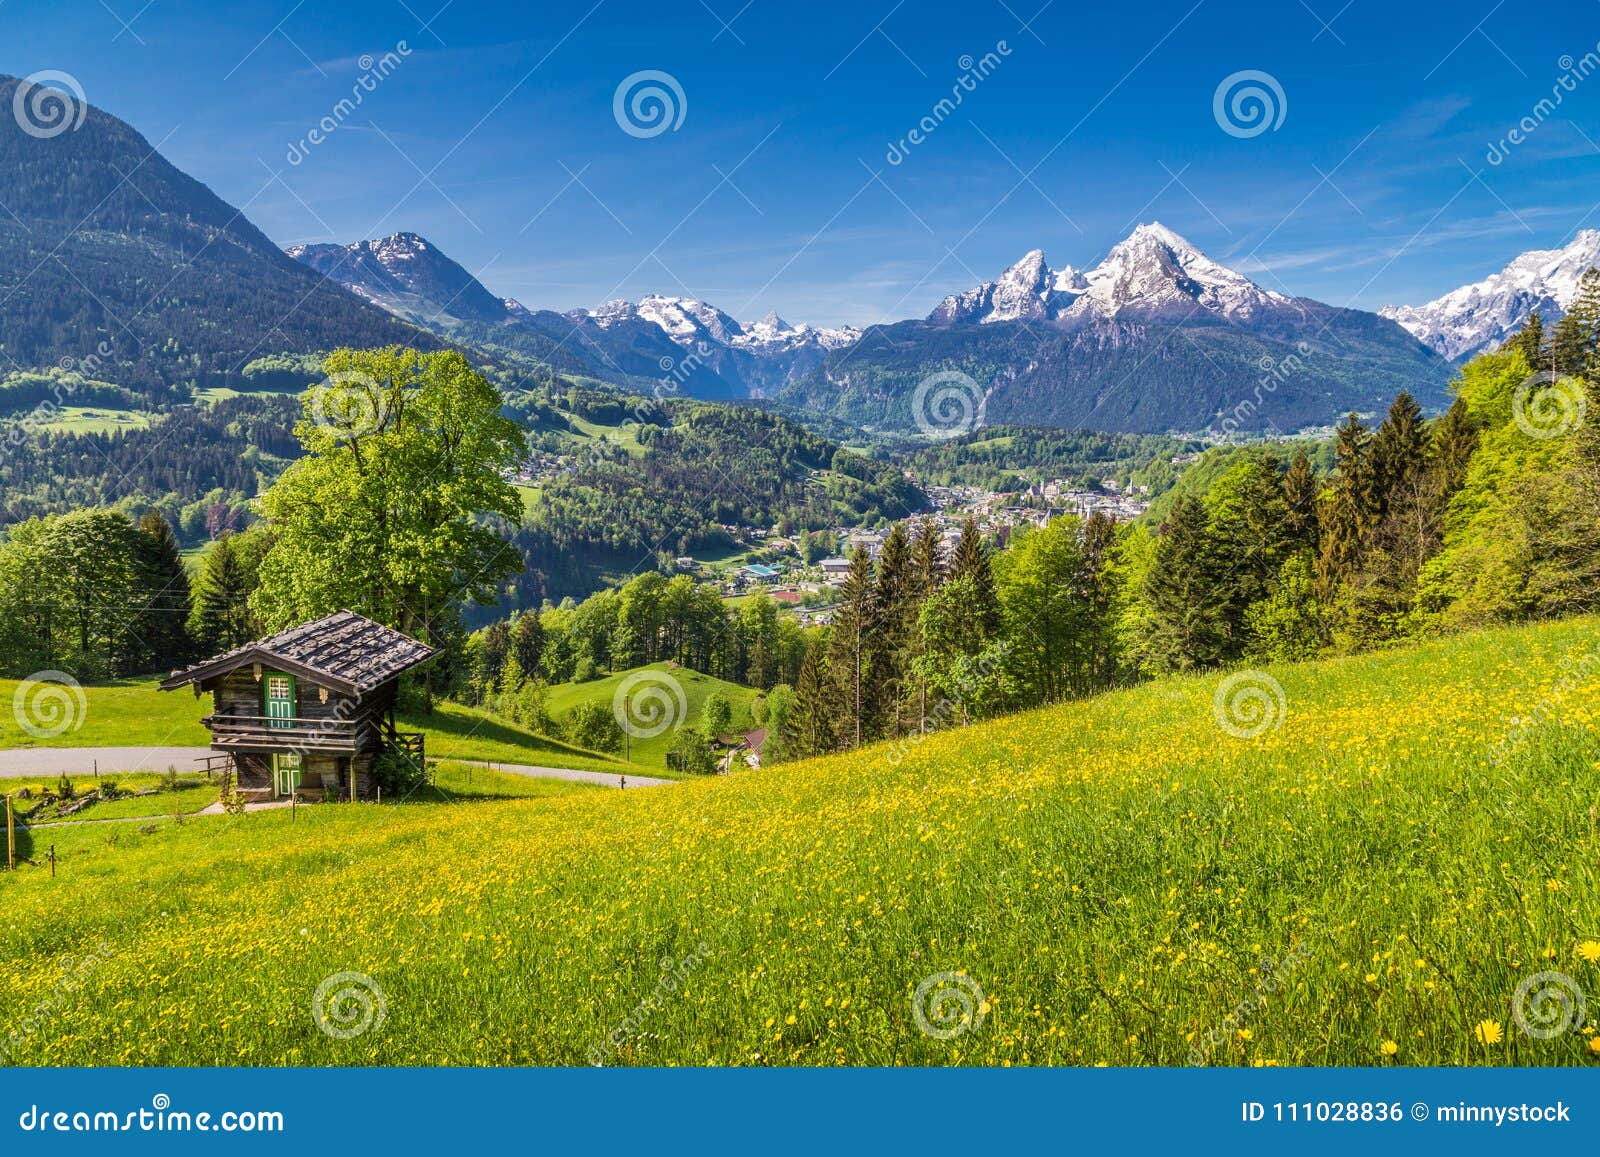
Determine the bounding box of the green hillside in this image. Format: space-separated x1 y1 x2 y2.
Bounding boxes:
545 661 763 767
3 616 1597 1065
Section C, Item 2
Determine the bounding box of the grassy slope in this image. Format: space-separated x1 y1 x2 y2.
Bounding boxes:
10 772 219 825
399 699 650 776
544 662 762 767
2 617 1598 1066
0 678 210 748
0 678 650 777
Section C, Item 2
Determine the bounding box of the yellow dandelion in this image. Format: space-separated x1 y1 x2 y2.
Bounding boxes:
1380 1040 1398 1057
1577 941 1600 965
1474 1019 1503 1046
1589 1037 1600 1056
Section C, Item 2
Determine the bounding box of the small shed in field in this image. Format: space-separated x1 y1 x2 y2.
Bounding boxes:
160 610 436 801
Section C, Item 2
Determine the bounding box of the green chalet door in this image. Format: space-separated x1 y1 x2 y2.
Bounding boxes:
263 672 300 797
264 672 296 728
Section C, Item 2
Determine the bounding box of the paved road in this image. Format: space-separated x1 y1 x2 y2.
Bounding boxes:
454 759 674 789
0 746 212 777
0 748 674 789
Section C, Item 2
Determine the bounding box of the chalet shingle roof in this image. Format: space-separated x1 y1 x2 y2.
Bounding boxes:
160 610 436 696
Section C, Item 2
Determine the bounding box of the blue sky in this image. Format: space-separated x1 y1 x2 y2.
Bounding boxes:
6 0 1600 325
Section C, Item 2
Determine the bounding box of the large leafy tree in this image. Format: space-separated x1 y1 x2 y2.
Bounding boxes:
0 509 149 677
252 348 525 651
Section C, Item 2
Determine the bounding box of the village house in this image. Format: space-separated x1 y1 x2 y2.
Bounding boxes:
160 610 436 802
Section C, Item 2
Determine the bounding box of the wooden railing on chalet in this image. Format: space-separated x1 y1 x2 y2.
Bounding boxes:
200 713 377 752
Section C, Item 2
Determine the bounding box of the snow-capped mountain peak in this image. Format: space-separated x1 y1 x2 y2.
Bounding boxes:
928 221 1288 326
1380 230 1600 361
287 231 511 324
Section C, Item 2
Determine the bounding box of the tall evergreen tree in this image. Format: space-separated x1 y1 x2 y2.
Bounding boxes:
1075 511 1121 691
950 517 1001 636
1281 448 1320 554
1141 495 1229 671
827 547 878 748
910 516 944 598
784 642 835 758
1429 397 1479 498
1205 454 1290 659
870 523 914 736
1560 267 1600 376
1370 392 1427 517
136 510 192 669
510 609 544 683
1511 310 1544 368
1314 413 1376 601
187 533 258 656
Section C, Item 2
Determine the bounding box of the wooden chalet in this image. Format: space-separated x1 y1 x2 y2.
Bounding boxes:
160 610 436 802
